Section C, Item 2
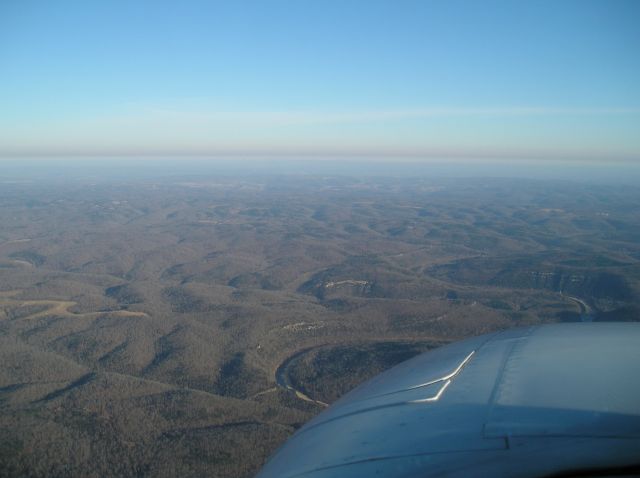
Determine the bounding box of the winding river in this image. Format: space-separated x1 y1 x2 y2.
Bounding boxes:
274 346 329 407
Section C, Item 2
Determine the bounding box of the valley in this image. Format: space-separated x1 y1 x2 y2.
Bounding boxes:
0 172 638 477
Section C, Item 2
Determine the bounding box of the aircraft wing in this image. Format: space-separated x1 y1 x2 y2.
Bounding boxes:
257 323 640 477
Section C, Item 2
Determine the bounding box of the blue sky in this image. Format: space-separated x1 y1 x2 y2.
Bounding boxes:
1 0 639 161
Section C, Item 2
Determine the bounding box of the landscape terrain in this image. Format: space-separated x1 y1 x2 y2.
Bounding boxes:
0 165 639 477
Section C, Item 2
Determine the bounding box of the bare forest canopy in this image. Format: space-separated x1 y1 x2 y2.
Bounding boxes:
1 167 639 477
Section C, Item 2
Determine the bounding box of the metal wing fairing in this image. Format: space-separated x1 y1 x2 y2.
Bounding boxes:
258 323 640 477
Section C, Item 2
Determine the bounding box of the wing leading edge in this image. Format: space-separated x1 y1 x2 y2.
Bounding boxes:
258 323 640 478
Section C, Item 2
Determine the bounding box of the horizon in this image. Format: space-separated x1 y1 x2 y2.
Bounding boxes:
2 156 640 185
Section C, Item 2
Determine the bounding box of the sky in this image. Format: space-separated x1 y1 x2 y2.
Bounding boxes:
1 0 639 162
